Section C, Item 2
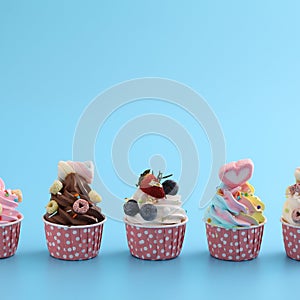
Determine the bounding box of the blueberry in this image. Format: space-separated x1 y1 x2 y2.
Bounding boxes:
162 180 179 195
140 204 157 221
123 199 139 216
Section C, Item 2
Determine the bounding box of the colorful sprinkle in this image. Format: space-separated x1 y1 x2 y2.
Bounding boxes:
207 218 212 223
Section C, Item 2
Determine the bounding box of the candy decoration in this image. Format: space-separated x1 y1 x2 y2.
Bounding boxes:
88 190 102 203
46 200 59 214
49 180 63 195
58 161 75 181
295 167 300 183
73 199 89 214
140 203 157 221
219 159 254 188
123 199 140 216
292 208 300 223
70 161 94 184
162 180 179 195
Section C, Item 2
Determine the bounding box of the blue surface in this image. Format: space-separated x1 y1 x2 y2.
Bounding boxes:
1 0 300 299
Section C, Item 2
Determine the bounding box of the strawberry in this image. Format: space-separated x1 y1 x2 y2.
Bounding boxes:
138 170 165 198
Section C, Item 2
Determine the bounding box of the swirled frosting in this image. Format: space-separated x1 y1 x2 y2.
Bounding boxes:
0 178 23 224
125 188 186 225
204 159 266 228
282 167 300 226
44 161 104 226
123 170 187 226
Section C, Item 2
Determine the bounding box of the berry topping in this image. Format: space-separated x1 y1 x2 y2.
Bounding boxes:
123 199 140 216
162 180 179 195
140 203 157 221
138 170 165 198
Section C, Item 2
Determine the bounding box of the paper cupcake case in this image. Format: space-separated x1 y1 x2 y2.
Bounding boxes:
205 222 265 261
281 219 300 260
125 218 188 260
44 217 106 261
0 216 23 259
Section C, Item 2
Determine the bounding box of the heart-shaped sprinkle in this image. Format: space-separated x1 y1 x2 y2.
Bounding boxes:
219 159 254 188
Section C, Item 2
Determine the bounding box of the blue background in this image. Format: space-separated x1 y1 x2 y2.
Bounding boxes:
1 0 300 299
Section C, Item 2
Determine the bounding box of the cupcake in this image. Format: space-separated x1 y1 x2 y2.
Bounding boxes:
43 161 106 261
203 159 266 261
123 169 188 260
281 167 300 260
0 178 23 258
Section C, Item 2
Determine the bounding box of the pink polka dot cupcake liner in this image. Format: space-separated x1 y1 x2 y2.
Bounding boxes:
0 215 23 259
124 218 188 260
43 216 106 261
205 222 265 261
281 218 300 260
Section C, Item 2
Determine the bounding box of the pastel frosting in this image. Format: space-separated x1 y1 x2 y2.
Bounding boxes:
0 178 23 224
204 159 266 228
282 167 300 226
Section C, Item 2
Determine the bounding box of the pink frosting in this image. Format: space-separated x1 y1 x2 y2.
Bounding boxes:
0 179 22 224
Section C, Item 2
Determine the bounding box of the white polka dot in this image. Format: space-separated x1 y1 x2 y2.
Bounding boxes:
241 253 246 258
146 253 151 257
75 253 79 257
222 253 226 257
165 237 169 241
168 229 172 234
137 233 142 238
143 246 148 251
236 256 240 260
224 233 228 238
65 233 70 238
130 231 134 236
149 234 153 239
234 242 238 246
217 228 221 232
66 240 71 245
158 229 162 234
159 239 163 244
69 255 74 259
244 238 247 242
139 240 145 245
228 256 233 260
166 252 170 256
290 232 294 236
241 231 246 236
144 230 148 234
83 229 87 233
50 226 54 231
63 254 67 259
68 248 72 252
153 250 157 254
161 249 165 253
157 255 161 259
217 244 221 248
233 235 238 240
76 237 80 241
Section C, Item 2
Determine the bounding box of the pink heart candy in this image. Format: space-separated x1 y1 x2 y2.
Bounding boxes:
219 159 254 188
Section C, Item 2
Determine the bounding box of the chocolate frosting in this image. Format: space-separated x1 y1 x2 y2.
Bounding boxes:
44 173 104 225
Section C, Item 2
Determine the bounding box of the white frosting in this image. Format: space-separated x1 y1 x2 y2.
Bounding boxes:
282 192 300 225
125 188 187 226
